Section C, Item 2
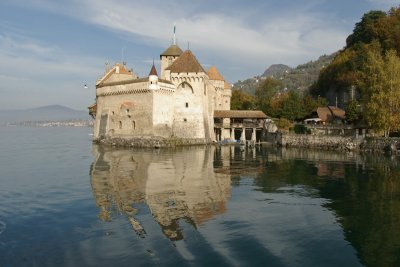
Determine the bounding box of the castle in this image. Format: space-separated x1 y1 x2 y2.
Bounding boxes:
90 36 267 146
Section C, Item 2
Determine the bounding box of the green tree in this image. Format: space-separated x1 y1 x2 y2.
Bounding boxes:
345 100 361 123
280 90 307 121
230 90 256 110
255 77 283 113
303 95 328 114
346 10 387 48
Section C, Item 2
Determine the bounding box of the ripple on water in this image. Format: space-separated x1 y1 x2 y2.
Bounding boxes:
0 220 6 235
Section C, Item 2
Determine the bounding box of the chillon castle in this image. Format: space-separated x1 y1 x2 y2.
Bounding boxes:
90 39 267 146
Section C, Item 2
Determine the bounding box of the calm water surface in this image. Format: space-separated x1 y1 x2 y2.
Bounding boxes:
0 126 400 267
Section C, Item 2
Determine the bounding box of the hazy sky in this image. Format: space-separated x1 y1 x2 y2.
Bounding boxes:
0 0 398 110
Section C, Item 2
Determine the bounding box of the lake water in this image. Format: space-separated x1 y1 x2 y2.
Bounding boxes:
0 126 399 267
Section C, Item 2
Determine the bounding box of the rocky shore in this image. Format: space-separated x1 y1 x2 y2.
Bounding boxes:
95 136 209 148
279 134 400 154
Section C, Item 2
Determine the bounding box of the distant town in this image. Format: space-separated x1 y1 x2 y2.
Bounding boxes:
3 119 93 128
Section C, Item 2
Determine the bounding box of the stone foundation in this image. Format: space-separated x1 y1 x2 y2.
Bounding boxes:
278 134 400 154
95 136 209 148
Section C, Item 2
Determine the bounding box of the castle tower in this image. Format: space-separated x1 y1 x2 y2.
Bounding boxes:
148 62 159 90
160 26 183 80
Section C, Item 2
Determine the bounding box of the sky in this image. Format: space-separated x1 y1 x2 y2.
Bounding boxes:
0 0 398 110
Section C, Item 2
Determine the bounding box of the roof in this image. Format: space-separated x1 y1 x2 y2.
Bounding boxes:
328 106 345 120
96 63 135 87
224 81 231 90
160 44 183 57
149 64 158 76
166 50 206 73
207 66 224 81
214 110 268 119
316 106 345 122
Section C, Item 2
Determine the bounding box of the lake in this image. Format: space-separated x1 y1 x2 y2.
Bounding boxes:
0 126 399 267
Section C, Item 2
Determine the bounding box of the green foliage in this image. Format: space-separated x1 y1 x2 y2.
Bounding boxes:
270 90 308 121
312 6 400 106
230 90 256 110
275 118 292 132
346 10 387 48
255 77 283 113
345 100 361 123
293 124 311 134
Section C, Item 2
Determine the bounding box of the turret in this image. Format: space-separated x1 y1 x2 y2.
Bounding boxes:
149 63 159 90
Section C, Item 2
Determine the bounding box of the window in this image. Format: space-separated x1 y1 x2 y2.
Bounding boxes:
184 118 187 122
119 121 122 129
185 102 188 108
132 121 136 129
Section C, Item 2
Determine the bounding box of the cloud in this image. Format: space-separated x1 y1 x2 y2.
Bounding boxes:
43 0 348 72
0 33 101 109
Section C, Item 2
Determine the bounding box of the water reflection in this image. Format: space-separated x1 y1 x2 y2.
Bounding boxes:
89 145 400 267
90 145 231 241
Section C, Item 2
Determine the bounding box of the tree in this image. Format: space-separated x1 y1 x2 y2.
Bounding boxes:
345 100 361 123
346 10 387 48
359 49 400 136
230 90 256 110
255 77 283 114
303 95 328 114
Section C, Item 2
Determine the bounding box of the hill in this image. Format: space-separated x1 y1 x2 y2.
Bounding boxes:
0 105 90 124
233 52 336 95
261 64 291 77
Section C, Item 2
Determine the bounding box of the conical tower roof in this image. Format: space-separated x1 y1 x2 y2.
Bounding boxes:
160 44 183 57
166 50 205 73
207 66 225 81
149 63 158 76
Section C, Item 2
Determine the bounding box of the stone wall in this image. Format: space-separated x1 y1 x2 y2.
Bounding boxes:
96 136 208 148
279 134 362 151
278 133 400 154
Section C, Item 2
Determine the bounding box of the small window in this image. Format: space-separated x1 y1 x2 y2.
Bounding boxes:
185 102 188 108
132 121 136 130
112 111 115 115
184 118 187 122
119 121 122 129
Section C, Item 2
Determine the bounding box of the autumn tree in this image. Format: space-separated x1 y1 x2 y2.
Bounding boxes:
359 49 400 136
230 90 256 110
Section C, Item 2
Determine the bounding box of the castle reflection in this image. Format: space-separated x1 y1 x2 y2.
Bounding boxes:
90 145 232 241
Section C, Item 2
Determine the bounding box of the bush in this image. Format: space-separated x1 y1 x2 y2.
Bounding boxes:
294 124 311 134
275 118 292 133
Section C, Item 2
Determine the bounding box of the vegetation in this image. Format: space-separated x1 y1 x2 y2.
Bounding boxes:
233 53 336 95
230 90 256 110
311 6 400 134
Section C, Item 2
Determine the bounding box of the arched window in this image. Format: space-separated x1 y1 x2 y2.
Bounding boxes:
177 82 193 93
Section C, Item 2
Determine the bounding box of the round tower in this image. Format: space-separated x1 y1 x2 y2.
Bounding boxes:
149 63 159 90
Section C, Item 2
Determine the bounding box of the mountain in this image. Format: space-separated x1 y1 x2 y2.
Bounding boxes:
233 52 337 95
0 105 90 124
261 64 292 78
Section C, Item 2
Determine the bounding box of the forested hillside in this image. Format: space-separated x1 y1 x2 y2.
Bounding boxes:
233 53 335 95
310 6 400 136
